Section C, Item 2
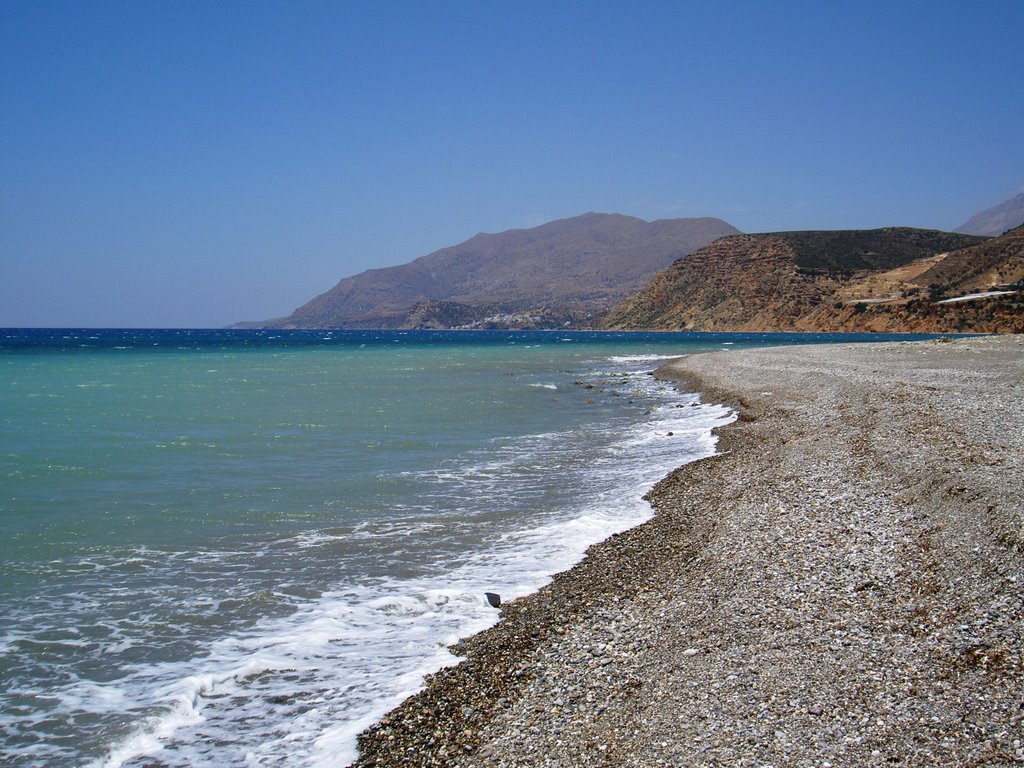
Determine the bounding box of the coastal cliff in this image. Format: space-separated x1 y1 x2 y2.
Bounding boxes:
602 226 1024 333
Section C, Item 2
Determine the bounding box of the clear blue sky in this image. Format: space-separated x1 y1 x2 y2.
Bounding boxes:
2 1 1022 327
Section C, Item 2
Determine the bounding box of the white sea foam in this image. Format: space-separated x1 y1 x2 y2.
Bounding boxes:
606 353 679 364
78 366 732 768
3 351 732 768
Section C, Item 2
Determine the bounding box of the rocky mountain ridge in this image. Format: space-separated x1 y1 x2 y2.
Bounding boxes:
956 191 1024 236
241 213 739 329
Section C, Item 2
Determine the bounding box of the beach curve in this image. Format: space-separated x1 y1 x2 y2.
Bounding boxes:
352 335 1024 767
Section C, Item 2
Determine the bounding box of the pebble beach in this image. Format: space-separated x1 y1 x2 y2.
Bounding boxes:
353 335 1024 767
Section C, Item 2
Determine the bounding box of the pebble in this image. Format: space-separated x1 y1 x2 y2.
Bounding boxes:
352 337 1024 768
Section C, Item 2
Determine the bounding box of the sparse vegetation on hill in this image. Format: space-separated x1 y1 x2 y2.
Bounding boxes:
782 228 982 272
601 227 1024 334
235 210 1024 335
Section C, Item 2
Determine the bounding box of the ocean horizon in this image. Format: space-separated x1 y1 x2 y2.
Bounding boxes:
0 328 946 767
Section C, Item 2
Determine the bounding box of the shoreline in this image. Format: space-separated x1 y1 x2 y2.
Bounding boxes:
352 335 1023 767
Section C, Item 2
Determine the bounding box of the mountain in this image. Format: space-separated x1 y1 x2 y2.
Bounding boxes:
241 213 739 329
601 226 1024 334
956 191 1024 236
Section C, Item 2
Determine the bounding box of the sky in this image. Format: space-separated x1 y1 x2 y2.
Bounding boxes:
2 1 1022 327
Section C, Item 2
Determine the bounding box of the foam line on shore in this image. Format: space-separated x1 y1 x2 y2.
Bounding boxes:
350 335 1024 768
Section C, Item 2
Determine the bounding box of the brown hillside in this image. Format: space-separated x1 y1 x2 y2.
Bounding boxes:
602 227 1023 333
917 224 1024 295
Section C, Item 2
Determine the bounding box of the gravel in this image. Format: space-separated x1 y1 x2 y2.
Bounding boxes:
353 335 1024 767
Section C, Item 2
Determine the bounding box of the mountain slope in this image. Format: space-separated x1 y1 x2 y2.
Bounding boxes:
956 191 1024 236
602 227 1023 333
250 213 739 329
918 224 1024 294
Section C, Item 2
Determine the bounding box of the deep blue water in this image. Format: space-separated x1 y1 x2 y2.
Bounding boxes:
0 327 947 352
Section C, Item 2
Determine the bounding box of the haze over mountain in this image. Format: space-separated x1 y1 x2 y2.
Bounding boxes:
956 191 1024 236
602 227 1023 334
239 214 739 329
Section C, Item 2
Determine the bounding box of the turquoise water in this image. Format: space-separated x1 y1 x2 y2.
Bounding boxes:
0 329 942 767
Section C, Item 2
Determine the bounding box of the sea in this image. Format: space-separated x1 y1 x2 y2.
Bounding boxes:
0 328 943 768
